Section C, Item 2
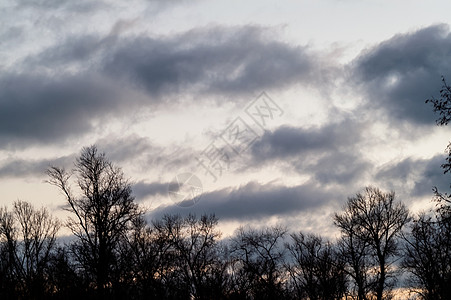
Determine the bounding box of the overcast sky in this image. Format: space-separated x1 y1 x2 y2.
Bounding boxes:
1 0 451 238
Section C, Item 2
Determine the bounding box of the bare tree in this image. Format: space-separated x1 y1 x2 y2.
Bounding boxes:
114 216 162 298
403 211 451 300
337 227 373 300
230 225 287 300
152 214 224 300
0 200 60 299
0 205 16 299
334 187 410 300
47 145 143 296
286 233 347 300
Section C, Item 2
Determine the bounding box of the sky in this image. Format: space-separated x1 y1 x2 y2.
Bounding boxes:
1 0 451 238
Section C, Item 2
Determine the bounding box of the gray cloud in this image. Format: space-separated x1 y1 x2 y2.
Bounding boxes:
94 135 160 164
0 26 24 44
103 26 316 97
376 154 450 198
246 120 371 186
250 120 362 162
0 25 320 149
352 24 451 125
306 152 371 186
414 155 451 196
13 0 108 11
0 72 130 147
133 181 169 200
26 35 108 69
24 19 138 71
148 181 343 222
0 155 74 179
0 134 165 179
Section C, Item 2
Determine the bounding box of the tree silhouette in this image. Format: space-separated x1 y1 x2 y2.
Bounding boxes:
0 200 60 299
286 233 347 300
47 145 143 297
152 214 224 300
230 225 287 300
403 212 451 300
336 224 372 300
334 187 410 300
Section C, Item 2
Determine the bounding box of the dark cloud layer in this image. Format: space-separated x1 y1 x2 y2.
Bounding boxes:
251 120 362 162
133 181 169 200
307 152 371 185
0 26 317 149
248 120 370 186
0 73 126 147
104 26 315 97
376 154 450 198
149 181 342 222
0 155 74 179
353 24 451 125
14 0 108 11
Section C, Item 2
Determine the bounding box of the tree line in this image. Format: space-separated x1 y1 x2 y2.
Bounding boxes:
1 81 451 299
